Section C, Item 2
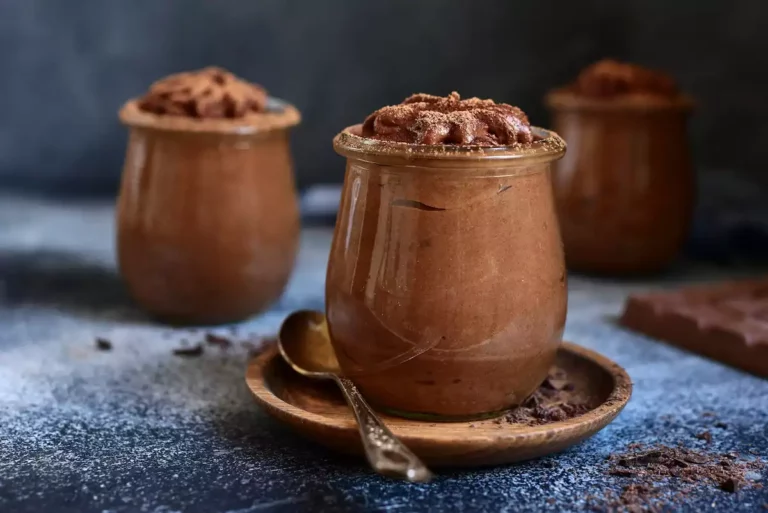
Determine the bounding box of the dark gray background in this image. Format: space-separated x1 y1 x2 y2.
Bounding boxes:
1 0 766 196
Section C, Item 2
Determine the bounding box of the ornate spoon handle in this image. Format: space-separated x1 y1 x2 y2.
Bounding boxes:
334 376 433 483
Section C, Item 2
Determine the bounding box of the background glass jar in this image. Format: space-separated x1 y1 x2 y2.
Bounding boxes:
546 94 695 275
117 99 301 324
327 127 568 420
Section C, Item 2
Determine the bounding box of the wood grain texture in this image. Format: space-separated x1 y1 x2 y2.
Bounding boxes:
245 342 632 467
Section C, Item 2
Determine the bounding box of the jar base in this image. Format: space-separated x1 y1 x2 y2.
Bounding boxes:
377 405 511 423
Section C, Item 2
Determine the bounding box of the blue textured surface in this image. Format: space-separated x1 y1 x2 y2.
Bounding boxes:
1 194 767 513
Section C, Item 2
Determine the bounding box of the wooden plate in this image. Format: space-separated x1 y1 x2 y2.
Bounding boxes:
246 342 632 467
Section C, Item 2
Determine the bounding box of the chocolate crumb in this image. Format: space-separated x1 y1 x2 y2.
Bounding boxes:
695 431 713 444
205 333 232 349
702 411 717 418
173 344 204 357
719 477 744 493
596 443 765 510
501 367 590 426
714 421 728 429
545 498 556 505
95 337 112 351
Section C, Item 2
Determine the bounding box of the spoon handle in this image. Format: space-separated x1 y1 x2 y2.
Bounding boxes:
334 376 433 483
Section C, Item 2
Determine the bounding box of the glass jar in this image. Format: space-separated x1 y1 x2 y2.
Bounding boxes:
116 99 301 324
546 94 695 275
327 126 568 420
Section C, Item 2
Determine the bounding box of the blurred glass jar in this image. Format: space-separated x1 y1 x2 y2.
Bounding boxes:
116 99 301 324
546 93 695 275
326 126 567 420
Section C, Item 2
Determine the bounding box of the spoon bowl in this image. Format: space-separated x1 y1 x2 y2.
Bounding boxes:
277 310 433 483
278 310 340 377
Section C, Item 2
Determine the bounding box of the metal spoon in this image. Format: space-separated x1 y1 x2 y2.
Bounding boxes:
277 310 433 483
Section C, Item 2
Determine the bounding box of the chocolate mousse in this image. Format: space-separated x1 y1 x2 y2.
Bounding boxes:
138 66 268 119
565 59 679 99
546 60 694 275
117 67 301 324
361 92 533 147
328 95 567 419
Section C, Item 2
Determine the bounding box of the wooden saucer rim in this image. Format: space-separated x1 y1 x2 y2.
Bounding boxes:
245 341 632 445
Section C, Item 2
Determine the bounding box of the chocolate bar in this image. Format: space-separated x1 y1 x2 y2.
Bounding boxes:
620 278 768 378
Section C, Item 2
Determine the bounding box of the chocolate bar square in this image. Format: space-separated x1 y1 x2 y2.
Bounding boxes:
620 278 768 377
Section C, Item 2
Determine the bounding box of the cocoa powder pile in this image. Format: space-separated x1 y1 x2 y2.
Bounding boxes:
590 443 765 512
361 92 534 147
138 67 268 119
496 368 592 426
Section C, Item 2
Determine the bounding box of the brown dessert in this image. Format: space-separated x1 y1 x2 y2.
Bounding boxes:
568 59 678 99
546 60 694 276
117 67 301 324
620 278 768 377
138 67 268 118
327 95 567 419
361 92 533 146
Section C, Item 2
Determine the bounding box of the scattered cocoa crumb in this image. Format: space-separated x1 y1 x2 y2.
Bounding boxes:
173 344 204 357
205 333 232 350
594 444 765 511
501 368 590 426
695 431 713 444
701 411 717 418
714 421 728 429
719 477 744 493
94 337 112 351
627 443 645 451
545 498 556 505
600 483 664 513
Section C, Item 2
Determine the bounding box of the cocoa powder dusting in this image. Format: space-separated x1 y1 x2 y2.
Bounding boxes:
138 67 268 119
361 92 533 147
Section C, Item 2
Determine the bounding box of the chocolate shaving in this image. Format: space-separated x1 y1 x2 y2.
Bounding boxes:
95 337 112 351
173 344 204 357
205 333 232 350
595 444 765 511
695 431 713 444
496 368 591 426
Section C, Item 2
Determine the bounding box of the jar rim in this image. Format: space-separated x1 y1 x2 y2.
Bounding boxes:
119 97 301 135
333 125 566 165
